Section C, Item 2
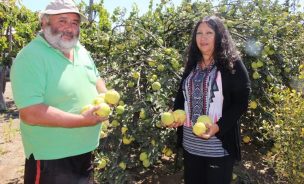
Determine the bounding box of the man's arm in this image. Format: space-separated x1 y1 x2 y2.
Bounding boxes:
96 78 107 93
19 104 106 128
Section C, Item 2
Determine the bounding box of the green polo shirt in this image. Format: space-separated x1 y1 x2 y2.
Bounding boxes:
11 34 101 160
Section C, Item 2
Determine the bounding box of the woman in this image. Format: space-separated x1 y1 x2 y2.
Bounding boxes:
172 16 251 184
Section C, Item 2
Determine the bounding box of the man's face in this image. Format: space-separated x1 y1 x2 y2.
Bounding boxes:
42 13 80 53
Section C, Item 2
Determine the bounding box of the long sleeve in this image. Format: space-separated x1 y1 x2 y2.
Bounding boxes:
173 79 185 148
173 79 185 110
215 60 251 138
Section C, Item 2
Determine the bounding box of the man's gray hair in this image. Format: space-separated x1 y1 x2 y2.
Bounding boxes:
39 13 50 23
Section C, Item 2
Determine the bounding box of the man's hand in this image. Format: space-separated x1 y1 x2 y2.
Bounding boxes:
81 105 108 126
19 104 107 128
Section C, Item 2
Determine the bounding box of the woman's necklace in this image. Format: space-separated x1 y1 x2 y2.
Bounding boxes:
201 59 214 70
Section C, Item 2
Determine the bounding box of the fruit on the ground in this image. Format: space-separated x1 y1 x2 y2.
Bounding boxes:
197 115 212 126
172 110 186 125
94 103 111 117
119 162 126 170
193 122 207 136
139 152 148 161
161 112 174 126
243 135 251 143
116 105 125 114
152 81 161 91
105 90 120 105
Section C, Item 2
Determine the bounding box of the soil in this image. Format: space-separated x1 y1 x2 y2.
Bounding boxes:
0 82 24 184
0 82 279 184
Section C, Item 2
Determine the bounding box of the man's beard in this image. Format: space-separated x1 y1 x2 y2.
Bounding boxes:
43 26 79 54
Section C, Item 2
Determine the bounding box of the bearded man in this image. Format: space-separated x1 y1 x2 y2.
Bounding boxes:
10 0 107 183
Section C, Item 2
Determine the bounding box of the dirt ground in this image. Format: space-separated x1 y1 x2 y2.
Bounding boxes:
0 82 24 184
0 82 279 184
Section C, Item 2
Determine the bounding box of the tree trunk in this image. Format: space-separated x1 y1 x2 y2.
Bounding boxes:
88 0 94 22
0 65 7 111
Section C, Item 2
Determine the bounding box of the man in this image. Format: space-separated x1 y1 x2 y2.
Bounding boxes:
10 0 107 183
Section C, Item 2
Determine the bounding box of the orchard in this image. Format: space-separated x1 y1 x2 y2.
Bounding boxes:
1 0 304 183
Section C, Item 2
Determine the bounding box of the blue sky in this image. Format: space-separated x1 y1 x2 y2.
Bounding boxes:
20 0 304 15
21 0 183 15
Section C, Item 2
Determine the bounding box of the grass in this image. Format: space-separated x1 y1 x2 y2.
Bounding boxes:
1 117 18 143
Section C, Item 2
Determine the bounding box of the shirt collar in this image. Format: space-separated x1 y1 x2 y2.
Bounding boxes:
195 62 216 72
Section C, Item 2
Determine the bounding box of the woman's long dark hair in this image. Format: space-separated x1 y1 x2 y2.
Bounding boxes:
183 15 240 77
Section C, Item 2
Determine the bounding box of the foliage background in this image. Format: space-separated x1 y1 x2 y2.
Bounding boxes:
1 0 303 183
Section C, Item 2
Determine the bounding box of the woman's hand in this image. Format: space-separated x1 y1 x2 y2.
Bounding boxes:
167 121 183 128
198 123 219 139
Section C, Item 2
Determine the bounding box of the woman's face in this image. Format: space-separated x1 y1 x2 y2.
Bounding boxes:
195 22 215 57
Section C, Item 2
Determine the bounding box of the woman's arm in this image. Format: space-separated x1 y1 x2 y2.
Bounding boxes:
216 60 251 138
